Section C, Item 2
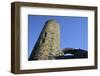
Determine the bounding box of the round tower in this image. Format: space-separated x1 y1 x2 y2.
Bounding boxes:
29 19 63 60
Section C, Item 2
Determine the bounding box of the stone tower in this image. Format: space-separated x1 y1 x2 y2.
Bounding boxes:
29 19 64 60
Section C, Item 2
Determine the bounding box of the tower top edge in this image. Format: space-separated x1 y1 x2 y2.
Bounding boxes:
46 19 59 24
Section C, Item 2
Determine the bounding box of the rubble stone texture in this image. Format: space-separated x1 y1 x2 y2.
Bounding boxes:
29 19 64 60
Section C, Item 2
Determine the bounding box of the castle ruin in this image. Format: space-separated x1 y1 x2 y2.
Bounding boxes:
29 19 64 60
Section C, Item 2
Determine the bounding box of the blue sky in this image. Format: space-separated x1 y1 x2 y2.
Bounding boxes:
28 15 88 57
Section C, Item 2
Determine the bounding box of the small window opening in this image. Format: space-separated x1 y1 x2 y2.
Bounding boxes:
44 32 47 37
42 39 45 43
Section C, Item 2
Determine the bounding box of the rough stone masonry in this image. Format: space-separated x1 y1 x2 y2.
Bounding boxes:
29 19 64 60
